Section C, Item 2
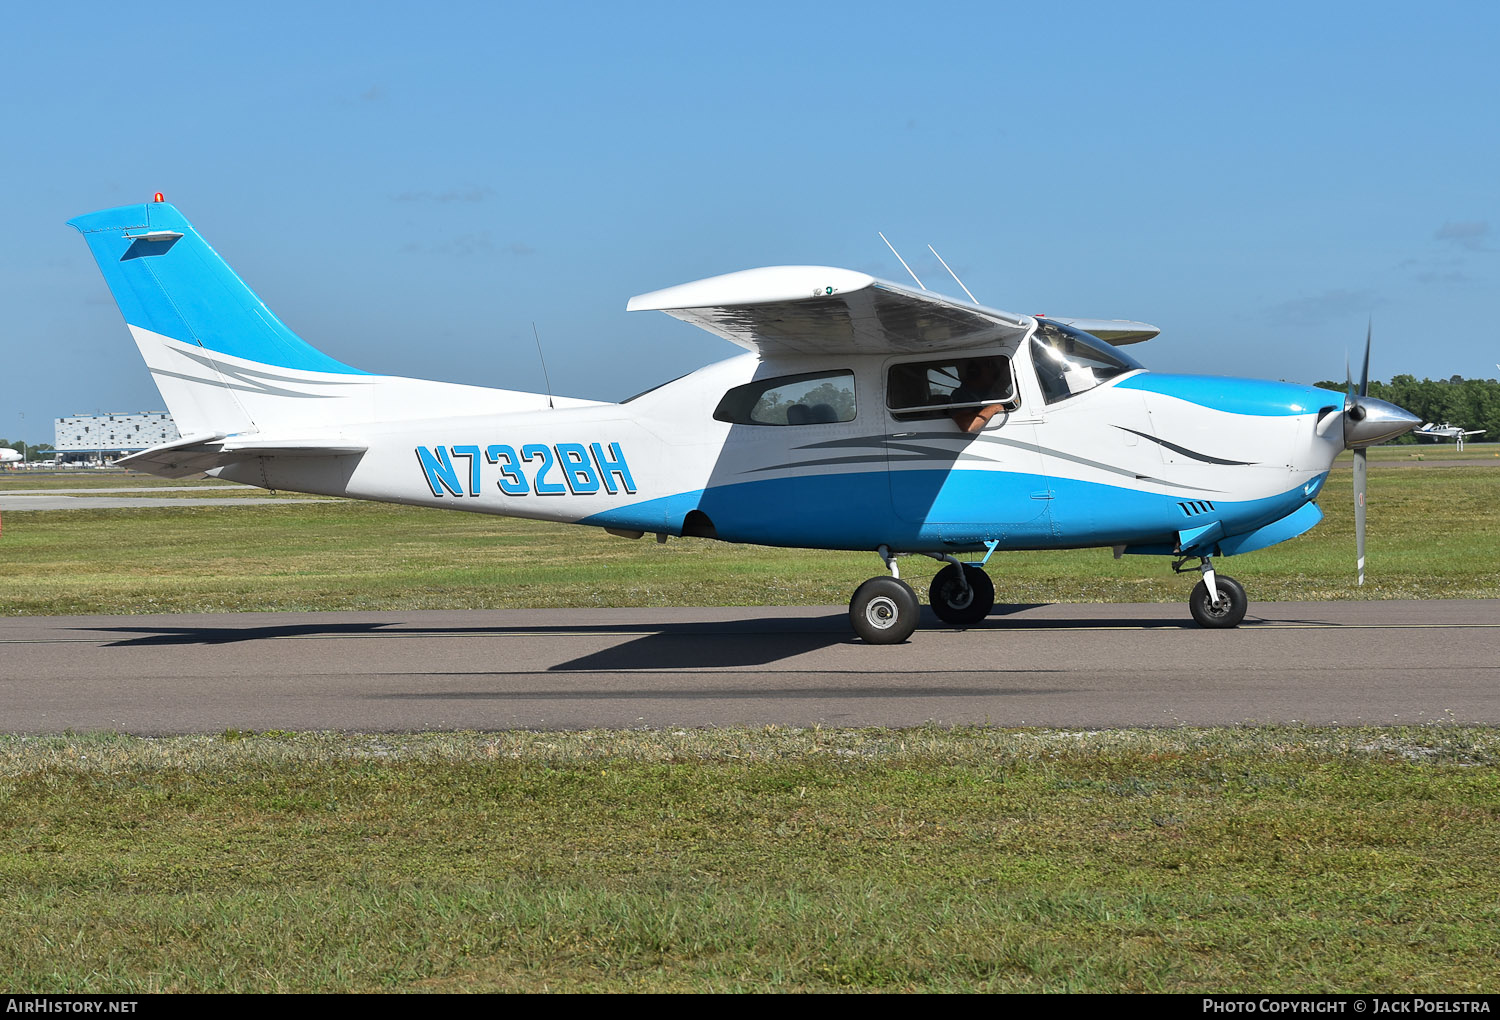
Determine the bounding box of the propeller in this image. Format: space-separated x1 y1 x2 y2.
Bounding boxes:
1340 323 1420 585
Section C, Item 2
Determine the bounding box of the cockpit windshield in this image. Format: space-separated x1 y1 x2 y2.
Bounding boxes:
1030 320 1144 404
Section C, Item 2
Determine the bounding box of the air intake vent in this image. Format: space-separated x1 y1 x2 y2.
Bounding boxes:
1177 500 1216 517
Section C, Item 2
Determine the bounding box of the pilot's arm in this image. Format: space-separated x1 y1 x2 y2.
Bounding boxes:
949 360 1009 432
952 402 1003 433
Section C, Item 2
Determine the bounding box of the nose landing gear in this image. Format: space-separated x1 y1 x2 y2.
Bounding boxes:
1179 555 1248 628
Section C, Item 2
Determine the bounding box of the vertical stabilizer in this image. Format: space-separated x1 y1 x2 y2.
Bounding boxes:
70 200 602 439
68 201 367 436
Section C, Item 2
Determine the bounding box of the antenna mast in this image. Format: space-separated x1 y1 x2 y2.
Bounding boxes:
927 244 979 304
532 322 554 409
878 232 926 291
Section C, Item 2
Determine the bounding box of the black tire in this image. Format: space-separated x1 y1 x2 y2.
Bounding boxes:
849 576 920 644
928 563 996 626
1189 574 1248 629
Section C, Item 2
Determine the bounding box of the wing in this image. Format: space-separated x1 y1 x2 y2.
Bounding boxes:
1044 316 1162 345
626 266 1035 356
627 266 1161 354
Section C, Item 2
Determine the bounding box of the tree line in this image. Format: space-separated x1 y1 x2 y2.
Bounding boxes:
0 439 57 461
1311 375 1500 444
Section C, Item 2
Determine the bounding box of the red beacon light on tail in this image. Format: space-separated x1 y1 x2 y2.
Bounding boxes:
153 193 165 203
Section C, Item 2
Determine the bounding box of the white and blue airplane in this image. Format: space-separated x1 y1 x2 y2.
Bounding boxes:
69 196 1421 643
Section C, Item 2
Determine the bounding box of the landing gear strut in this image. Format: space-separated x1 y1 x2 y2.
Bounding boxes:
1178 555 1248 628
849 546 919 644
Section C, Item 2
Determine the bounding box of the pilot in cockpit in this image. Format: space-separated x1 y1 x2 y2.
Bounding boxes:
950 358 1008 433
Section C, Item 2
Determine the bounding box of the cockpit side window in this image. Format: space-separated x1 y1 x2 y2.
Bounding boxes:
885 355 1016 422
1030 321 1143 404
713 370 857 426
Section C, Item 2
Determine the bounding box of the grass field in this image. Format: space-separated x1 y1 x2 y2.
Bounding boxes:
2 465 1496 993
0 472 237 489
1 726 1496 993
1 462 1497 615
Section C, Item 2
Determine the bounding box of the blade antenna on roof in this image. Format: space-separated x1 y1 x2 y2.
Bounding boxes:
878 232 926 291
532 322 554 409
927 244 978 304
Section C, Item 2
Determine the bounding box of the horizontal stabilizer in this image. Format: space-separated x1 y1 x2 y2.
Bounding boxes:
217 438 368 455
116 432 366 479
114 433 230 478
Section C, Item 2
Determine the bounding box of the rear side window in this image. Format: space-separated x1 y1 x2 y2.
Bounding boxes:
714 370 857 426
886 355 1015 421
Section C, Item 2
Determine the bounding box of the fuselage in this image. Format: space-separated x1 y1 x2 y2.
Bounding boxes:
66 198 1357 563
215 327 1345 559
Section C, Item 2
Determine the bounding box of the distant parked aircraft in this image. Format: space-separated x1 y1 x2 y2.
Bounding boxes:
0 448 22 466
1414 422 1486 452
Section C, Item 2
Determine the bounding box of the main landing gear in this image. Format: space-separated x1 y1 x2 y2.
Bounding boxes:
849 547 998 644
928 559 995 627
847 548 1248 642
1178 554 1248 629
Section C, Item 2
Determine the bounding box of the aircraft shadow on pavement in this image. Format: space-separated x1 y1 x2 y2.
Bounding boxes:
91 622 410 646
87 613 854 668
378 681 1073 701
83 603 1236 664
551 620 847 670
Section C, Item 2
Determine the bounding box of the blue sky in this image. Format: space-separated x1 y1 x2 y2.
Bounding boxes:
3 0 1496 444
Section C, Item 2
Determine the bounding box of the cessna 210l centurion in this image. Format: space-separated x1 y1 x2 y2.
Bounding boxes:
70 197 1422 643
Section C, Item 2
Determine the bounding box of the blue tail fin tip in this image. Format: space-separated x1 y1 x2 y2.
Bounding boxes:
68 202 367 376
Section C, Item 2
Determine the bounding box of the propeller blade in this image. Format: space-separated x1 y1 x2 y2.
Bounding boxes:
1354 447 1367 586
1359 321 1371 399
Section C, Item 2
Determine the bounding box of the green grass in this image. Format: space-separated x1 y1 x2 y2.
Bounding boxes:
1 463 1496 615
1343 442 1500 463
0 727 1495 992
0 471 240 489
3 468 1496 992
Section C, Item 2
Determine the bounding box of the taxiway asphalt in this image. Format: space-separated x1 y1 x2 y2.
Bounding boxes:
1 601 1495 733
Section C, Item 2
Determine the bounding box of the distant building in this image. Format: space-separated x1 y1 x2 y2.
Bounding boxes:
54 412 179 464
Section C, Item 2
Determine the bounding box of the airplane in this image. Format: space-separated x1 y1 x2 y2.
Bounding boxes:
68 195 1423 643
0 448 21 466
1414 422 1486 451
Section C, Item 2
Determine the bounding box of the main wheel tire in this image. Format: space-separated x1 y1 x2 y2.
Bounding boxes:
928 564 996 626
1189 574 1248 629
849 576 920 644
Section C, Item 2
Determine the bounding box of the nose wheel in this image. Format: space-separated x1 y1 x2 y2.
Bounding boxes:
1181 556 1248 628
